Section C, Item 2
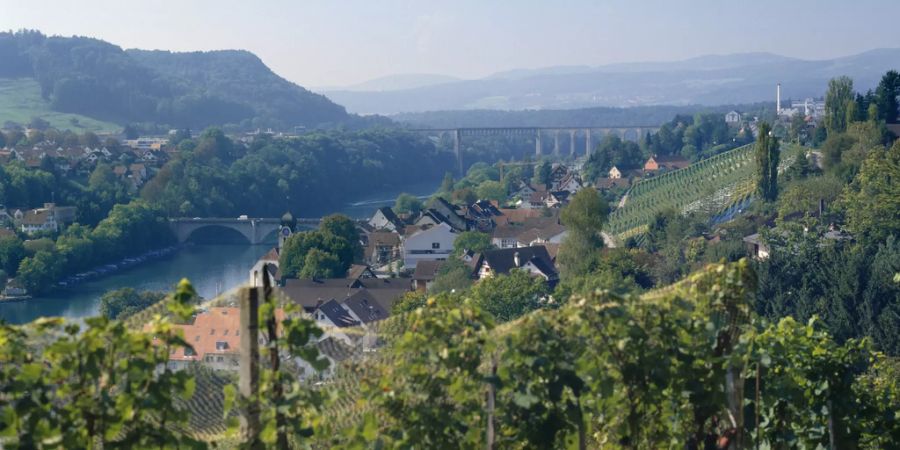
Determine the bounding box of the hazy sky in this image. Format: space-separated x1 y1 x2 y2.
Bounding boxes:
2 0 898 88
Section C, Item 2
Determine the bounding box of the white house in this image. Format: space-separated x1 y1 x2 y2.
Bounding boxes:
401 222 457 270
608 166 622 179
20 209 58 235
368 207 403 232
725 111 741 125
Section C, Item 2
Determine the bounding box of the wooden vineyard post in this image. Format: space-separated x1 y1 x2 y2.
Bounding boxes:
239 287 263 448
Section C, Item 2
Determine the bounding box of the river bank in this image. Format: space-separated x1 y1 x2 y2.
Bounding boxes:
0 244 271 324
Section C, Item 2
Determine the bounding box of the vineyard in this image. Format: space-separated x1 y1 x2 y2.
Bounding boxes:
605 142 803 242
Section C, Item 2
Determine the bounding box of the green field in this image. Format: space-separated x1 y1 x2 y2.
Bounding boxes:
0 78 121 133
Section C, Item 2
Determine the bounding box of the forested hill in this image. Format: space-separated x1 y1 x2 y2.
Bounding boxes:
125 49 347 128
0 30 349 129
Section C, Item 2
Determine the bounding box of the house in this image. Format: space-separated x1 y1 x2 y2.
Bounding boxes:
742 233 770 260
491 216 567 249
347 264 378 281
2 279 27 298
20 209 57 235
495 208 553 226
148 307 283 372
464 200 503 232
725 111 742 126
469 246 559 287
644 155 690 172
279 277 407 315
249 247 281 287
522 191 568 209
312 289 390 348
424 197 468 232
368 207 404 232
608 166 623 179
364 231 401 266
551 168 584 193
129 163 147 186
512 180 543 200
401 222 458 269
412 260 443 293
594 177 631 191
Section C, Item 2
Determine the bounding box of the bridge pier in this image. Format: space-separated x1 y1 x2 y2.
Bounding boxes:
535 129 542 156
553 130 560 156
585 129 592 156
453 129 462 175
569 129 576 156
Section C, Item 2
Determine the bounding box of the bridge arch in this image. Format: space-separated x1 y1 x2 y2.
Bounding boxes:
169 218 283 245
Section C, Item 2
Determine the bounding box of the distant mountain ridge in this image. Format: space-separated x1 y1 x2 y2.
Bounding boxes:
0 30 349 129
323 50 900 114
322 73 463 92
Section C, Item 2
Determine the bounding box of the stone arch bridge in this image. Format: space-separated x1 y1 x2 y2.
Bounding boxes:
169 217 321 244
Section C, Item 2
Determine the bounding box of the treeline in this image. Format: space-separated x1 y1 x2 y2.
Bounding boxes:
582 112 755 180
394 102 773 128
0 158 133 226
140 128 454 217
7 201 173 294
0 30 350 129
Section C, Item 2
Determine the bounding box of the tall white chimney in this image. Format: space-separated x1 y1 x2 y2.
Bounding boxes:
776 83 782 115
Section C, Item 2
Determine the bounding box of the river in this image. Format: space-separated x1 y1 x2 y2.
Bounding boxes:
0 180 439 324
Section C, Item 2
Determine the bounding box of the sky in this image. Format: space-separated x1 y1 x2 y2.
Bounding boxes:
2 0 899 88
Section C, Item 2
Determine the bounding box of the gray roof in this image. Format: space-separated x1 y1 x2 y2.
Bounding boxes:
278 277 408 312
412 260 444 281
343 290 390 324
317 299 359 328
477 245 558 280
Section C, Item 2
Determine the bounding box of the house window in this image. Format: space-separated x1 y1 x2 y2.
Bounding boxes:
432 242 440 249
217 356 224 363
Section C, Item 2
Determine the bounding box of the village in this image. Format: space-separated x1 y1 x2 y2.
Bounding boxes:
154 152 715 376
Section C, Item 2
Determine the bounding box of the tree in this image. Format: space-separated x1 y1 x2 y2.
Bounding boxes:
789 112 807 144
122 123 140 140
557 188 609 276
776 175 844 220
298 248 342 278
79 131 101 148
0 279 205 448
16 250 64 295
875 70 900 123
439 172 455 195
755 122 780 202
533 160 552 188
470 270 549 323
841 139 900 242
279 214 359 279
429 259 474 294
98 287 165 320
825 76 855 134
394 193 423 216
0 236 25 276
451 231 494 256
360 295 493 448
475 180 506 202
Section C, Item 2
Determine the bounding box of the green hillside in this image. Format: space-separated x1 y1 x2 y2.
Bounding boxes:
0 30 350 130
0 79 120 133
606 142 804 241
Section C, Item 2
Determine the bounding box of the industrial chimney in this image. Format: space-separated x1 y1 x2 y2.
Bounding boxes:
776 83 782 115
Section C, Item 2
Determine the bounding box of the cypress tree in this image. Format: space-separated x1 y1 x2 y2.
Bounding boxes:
755 122 780 201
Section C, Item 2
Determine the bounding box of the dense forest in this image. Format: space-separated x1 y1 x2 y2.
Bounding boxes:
140 128 454 217
0 30 353 129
